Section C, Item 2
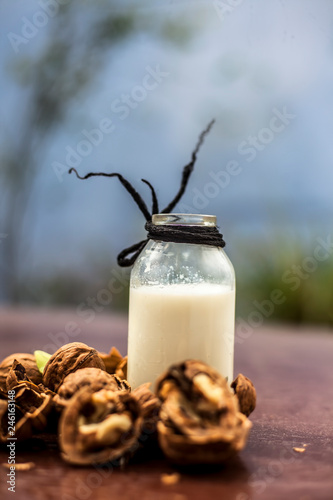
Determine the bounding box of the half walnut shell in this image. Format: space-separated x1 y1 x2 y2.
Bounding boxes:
231 374 256 417
156 360 252 465
59 388 142 465
43 342 105 392
98 346 123 374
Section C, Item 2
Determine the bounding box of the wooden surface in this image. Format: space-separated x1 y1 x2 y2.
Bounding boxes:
0 307 333 500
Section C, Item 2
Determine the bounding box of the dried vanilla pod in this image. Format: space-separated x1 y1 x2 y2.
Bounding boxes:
156 360 252 465
54 367 130 410
0 353 42 391
98 346 123 374
60 388 143 465
43 342 106 392
231 374 256 417
115 356 128 380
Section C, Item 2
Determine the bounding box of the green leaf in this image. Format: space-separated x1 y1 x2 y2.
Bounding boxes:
34 350 52 374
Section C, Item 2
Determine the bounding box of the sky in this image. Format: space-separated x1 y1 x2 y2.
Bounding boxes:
1 0 333 297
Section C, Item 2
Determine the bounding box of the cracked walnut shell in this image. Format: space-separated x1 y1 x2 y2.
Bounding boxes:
98 346 123 374
0 362 54 442
54 367 130 410
231 374 256 417
0 353 42 391
60 388 142 465
43 342 105 392
156 360 252 465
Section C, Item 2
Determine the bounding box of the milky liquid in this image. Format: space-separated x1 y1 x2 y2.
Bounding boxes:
127 284 235 389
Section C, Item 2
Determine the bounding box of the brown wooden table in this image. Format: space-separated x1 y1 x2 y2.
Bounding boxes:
0 307 333 500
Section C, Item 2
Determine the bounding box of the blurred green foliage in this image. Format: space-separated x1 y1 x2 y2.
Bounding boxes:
235 238 333 326
15 236 333 327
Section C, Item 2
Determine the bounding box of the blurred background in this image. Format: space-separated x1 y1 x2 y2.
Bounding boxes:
1 0 333 326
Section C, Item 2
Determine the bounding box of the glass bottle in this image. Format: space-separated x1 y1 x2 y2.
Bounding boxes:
127 214 235 389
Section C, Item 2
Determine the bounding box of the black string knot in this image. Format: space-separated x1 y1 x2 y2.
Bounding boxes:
68 120 225 267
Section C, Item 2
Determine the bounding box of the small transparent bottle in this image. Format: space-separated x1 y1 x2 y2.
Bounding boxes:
127 214 235 389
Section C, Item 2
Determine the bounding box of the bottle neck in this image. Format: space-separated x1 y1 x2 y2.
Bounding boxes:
152 213 216 227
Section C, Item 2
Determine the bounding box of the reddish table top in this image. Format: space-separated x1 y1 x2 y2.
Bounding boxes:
0 307 333 500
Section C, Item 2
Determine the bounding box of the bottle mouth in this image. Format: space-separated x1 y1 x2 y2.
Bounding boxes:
152 214 216 227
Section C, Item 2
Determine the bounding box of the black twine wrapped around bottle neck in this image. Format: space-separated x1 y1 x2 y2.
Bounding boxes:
69 119 226 267
145 221 225 247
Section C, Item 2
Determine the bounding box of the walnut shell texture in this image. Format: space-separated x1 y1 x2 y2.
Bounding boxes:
132 383 161 439
60 388 142 465
0 362 54 442
0 353 42 391
98 346 123 374
43 342 105 392
54 367 130 410
231 374 256 417
115 356 128 380
156 360 252 465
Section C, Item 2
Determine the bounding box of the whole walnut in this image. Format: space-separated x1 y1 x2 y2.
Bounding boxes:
0 353 42 391
156 360 252 465
43 342 105 392
54 367 130 410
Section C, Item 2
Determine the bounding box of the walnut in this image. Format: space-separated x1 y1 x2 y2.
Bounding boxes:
98 347 128 381
0 400 33 443
54 367 130 410
115 356 127 380
43 342 105 392
0 353 42 391
132 383 161 443
0 362 54 442
59 388 143 465
5 360 29 391
156 360 252 465
98 346 123 374
231 374 256 417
